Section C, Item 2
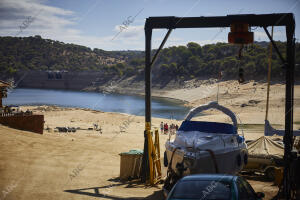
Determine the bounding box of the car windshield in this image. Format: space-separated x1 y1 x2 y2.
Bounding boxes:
170 180 231 200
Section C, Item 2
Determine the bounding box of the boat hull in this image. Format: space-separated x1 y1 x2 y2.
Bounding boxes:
165 146 248 175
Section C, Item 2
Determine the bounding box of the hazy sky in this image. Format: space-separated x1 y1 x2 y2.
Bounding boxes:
1 0 299 50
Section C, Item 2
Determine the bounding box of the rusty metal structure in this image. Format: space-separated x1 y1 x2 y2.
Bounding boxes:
142 13 298 199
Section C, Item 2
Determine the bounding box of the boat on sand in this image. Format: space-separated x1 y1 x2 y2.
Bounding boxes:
164 101 248 176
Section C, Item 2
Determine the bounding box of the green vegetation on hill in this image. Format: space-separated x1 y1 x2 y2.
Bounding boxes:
0 36 299 81
0 35 143 76
150 42 300 80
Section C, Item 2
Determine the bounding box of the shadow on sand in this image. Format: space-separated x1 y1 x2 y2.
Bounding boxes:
64 178 164 200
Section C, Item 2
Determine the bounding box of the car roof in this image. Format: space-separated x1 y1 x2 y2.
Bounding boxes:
180 174 237 182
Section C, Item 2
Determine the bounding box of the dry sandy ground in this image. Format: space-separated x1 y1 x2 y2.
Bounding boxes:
1 80 299 200
0 107 278 200
159 80 300 129
0 107 177 200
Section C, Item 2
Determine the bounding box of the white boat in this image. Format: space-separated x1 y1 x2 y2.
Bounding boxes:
164 101 248 176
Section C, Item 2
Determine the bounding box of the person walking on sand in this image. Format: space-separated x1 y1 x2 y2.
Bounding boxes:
164 123 169 135
160 122 164 134
170 123 173 134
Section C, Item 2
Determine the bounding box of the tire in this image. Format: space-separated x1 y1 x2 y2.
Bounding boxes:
164 151 168 167
237 154 242 167
265 167 275 181
244 153 248 165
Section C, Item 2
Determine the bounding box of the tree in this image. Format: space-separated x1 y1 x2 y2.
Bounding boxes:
187 42 200 55
187 56 202 71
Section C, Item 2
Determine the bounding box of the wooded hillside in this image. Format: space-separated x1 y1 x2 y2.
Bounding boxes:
1 36 299 81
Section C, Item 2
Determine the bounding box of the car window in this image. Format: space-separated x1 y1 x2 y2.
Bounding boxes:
237 178 256 200
170 180 231 200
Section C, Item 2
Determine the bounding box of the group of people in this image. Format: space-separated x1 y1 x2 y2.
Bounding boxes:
160 122 178 135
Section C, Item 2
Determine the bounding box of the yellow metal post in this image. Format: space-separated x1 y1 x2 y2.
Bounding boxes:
147 129 154 184
154 130 162 183
145 128 161 185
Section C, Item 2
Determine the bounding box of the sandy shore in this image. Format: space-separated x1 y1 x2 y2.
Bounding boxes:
0 106 178 200
156 80 300 128
1 80 299 199
0 106 279 200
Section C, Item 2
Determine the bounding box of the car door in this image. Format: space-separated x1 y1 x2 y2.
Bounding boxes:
236 178 257 200
240 178 259 199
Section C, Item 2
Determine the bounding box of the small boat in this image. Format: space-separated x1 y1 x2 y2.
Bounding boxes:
265 119 300 136
243 136 284 180
164 101 248 176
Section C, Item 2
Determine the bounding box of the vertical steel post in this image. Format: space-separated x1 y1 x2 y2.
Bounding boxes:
283 22 295 199
145 27 152 130
141 26 152 183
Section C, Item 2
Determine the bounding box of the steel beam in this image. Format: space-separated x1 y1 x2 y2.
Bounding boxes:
150 29 172 68
145 13 294 29
263 26 286 65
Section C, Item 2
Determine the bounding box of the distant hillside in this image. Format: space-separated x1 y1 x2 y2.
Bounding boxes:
0 35 143 76
0 36 299 84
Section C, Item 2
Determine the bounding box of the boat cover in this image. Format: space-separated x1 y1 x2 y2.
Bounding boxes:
184 101 238 134
179 121 236 134
247 136 284 159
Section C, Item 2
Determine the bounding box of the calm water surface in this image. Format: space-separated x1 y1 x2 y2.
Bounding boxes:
3 88 190 120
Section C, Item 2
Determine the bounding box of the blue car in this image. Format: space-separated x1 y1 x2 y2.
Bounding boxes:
166 174 265 200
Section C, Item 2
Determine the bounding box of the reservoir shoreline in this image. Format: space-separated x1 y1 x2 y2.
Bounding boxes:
3 88 190 120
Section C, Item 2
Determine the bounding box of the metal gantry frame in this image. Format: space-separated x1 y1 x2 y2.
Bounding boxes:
142 13 296 198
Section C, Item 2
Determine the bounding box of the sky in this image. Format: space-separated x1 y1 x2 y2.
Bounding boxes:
0 0 300 50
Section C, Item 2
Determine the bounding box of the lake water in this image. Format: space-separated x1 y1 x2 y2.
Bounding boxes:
3 88 190 120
